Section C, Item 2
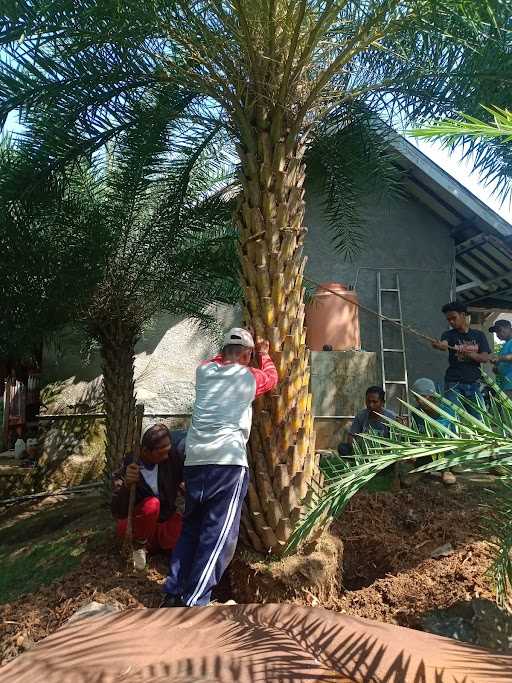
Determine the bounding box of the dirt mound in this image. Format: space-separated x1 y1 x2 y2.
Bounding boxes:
332 480 495 626
337 541 493 626
336 480 488 590
231 531 343 605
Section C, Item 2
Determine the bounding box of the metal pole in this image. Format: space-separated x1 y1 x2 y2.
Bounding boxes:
36 412 192 421
0 481 102 507
313 415 355 419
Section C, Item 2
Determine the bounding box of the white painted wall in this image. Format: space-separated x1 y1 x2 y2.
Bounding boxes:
42 305 239 413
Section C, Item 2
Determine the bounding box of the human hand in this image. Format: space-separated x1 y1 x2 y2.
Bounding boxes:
125 463 140 486
255 338 270 354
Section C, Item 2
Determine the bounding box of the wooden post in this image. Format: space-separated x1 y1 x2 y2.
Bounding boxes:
2 379 11 450
123 403 144 555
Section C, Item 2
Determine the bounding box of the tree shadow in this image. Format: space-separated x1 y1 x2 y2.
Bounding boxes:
2 604 511 682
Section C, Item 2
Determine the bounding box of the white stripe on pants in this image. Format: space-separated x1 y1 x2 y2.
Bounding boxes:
186 467 245 606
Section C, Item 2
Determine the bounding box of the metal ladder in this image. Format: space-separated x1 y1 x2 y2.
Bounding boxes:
376 272 410 417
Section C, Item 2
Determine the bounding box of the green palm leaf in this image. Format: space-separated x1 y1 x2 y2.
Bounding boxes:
289 373 512 607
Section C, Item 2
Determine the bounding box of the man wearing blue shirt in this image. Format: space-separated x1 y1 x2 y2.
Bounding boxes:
489 319 512 397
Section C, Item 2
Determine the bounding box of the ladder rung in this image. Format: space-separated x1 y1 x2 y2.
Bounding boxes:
380 288 399 292
385 380 408 385
383 348 405 352
383 318 401 323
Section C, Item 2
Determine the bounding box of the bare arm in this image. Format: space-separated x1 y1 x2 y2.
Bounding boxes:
490 353 512 364
432 339 449 351
465 351 492 363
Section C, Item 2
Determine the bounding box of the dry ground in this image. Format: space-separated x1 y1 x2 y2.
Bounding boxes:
0 474 499 665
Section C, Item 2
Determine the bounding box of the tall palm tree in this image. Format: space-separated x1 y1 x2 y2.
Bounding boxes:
1 103 239 479
1 0 511 553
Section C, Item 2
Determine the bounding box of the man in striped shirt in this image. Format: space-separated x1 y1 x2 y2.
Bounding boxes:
161 328 278 607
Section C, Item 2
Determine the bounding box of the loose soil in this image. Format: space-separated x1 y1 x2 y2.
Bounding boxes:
333 477 495 628
0 475 498 666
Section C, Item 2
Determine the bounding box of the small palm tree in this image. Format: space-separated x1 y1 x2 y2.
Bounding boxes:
0 136 107 362
290 374 512 608
1 100 239 479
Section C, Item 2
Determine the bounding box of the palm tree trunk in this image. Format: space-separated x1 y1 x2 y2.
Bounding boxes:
236 120 317 555
98 321 138 490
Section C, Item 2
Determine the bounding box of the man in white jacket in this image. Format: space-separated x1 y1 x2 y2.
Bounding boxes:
162 328 278 607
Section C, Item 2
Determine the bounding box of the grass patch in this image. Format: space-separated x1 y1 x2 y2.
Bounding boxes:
0 495 109 603
0 499 101 546
0 531 86 602
320 455 395 494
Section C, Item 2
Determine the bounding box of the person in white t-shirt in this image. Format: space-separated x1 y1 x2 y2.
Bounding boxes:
162 328 278 608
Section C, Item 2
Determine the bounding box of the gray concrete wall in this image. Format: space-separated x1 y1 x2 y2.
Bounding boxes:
42 190 456 416
311 350 379 449
304 189 455 408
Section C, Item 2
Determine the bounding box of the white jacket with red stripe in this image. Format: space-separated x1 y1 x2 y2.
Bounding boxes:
185 353 278 468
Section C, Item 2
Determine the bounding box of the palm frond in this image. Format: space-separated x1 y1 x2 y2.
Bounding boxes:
410 106 512 143
409 105 512 200
306 108 406 258
290 372 512 607
485 476 512 611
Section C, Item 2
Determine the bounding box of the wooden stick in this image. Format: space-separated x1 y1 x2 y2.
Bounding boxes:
124 403 144 554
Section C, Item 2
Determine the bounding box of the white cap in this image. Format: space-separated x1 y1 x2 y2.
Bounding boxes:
222 327 254 349
411 377 437 396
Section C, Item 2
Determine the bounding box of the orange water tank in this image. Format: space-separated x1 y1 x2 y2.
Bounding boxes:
305 282 360 351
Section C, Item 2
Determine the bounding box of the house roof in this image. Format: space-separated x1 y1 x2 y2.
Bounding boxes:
390 135 512 311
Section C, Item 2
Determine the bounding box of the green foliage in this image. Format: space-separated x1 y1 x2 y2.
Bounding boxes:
411 106 512 144
290 373 512 608
0 534 83 603
495 340 505 354
410 105 512 199
0 91 240 360
0 138 109 359
1 1 511 256
484 477 512 611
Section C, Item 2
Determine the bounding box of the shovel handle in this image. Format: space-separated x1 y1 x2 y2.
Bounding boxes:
124 403 144 549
